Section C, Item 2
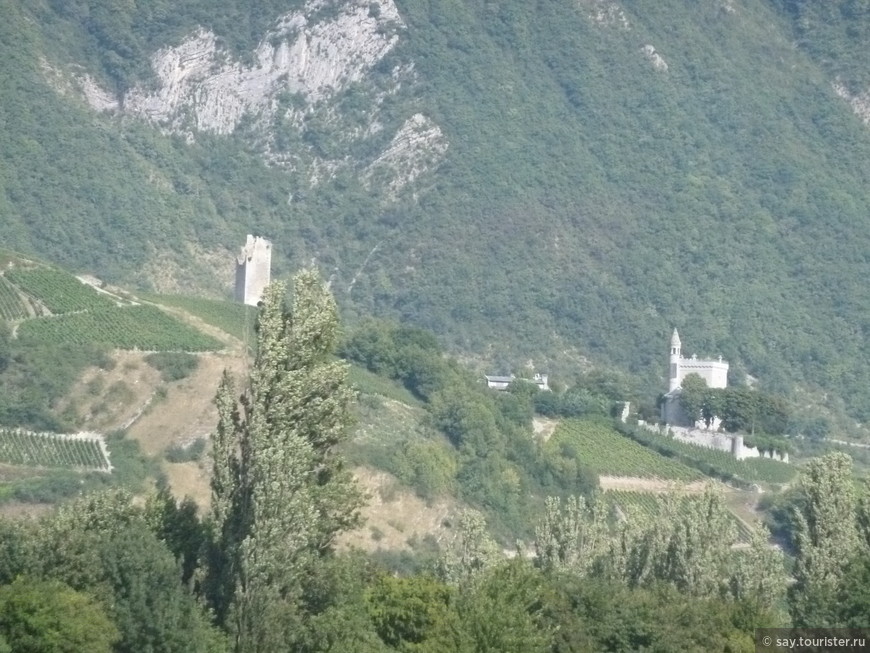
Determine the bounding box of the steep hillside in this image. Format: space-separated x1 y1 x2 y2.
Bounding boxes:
1 0 869 419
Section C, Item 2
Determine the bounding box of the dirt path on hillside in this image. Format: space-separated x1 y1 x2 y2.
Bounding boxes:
599 476 716 493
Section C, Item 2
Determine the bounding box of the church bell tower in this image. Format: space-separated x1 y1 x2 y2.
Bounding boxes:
669 329 682 392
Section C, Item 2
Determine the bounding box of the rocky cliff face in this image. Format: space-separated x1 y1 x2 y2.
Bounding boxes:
78 0 447 193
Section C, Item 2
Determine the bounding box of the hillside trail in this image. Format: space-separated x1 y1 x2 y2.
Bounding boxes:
598 476 716 493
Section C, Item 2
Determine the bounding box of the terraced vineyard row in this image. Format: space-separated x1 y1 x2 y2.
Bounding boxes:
604 489 753 542
549 420 700 481
145 294 253 341
5 267 118 313
0 276 29 319
17 305 222 351
0 429 110 471
626 427 797 484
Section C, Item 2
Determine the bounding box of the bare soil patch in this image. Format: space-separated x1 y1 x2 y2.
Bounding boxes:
532 417 559 442
128 353 246 457
164 461 212 510
340 466 460 553
59 351 161 431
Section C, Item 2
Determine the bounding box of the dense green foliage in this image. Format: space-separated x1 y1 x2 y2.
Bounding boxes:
772 0 870 90
0 577 118 653
0 0 868 425
342 320 598 537
678 373 790 435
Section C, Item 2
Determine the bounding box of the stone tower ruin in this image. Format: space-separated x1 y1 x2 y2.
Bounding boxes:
234 235 272 306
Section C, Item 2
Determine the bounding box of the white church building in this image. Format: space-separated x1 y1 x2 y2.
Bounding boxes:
660 329 728 426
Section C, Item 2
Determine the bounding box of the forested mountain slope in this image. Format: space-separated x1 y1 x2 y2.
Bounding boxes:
1 0 869 418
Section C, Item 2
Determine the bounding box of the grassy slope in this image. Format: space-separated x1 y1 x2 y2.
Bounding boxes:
0 0 868 421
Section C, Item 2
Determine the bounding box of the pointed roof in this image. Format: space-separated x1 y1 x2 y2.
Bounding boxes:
670 328 681 346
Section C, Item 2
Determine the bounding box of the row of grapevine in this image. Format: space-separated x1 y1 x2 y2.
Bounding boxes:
625 427 797 484
0 276 29 319
5 266 117 314
603 489 753 542
144 294 253 341
603 489 662 519
0 428 110 471
548 420 701 481
16 305 222 351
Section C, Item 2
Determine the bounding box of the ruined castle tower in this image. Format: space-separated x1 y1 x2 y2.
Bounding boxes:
234 235 272 306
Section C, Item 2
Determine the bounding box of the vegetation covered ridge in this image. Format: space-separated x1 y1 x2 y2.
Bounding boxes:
0 0 868 424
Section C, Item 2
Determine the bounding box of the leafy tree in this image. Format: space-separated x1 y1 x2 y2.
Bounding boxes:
367 575 459 652
679 373 708 424
458 560 551 653
833 551 870 628
548 577 756 653
0 577 118 653
728 524 788 620
535 495 608 576
206 271 362 652
439 509 501 587
288 553 389 653
145 488 207 584
32 491 227 653
789 453 862 627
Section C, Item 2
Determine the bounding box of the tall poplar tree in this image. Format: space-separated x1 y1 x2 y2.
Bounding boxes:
207 270 363 652
789 453 861 627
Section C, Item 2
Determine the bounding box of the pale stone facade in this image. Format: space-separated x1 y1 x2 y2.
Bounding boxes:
668 329 728 392
484 373 549 391
661 329 728 427
234 235 272 306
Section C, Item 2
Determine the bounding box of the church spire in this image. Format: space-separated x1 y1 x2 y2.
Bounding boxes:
669 328 681 392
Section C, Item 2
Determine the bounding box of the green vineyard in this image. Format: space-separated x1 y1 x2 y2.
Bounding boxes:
624 427 797 485
603 489 753 542
5 267 118 314
145 294 253 341
548 420 701 481
17 305 222 351
0 429 110 471
0 276 29 319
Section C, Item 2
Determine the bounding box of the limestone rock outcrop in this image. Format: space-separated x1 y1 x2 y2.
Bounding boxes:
74 0 448 193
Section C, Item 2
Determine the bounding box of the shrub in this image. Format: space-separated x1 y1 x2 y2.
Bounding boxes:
164 438 207 463
145 352 199 382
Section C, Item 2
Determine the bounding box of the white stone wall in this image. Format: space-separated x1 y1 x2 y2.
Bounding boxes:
661 424 789 463
677 357 729 389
